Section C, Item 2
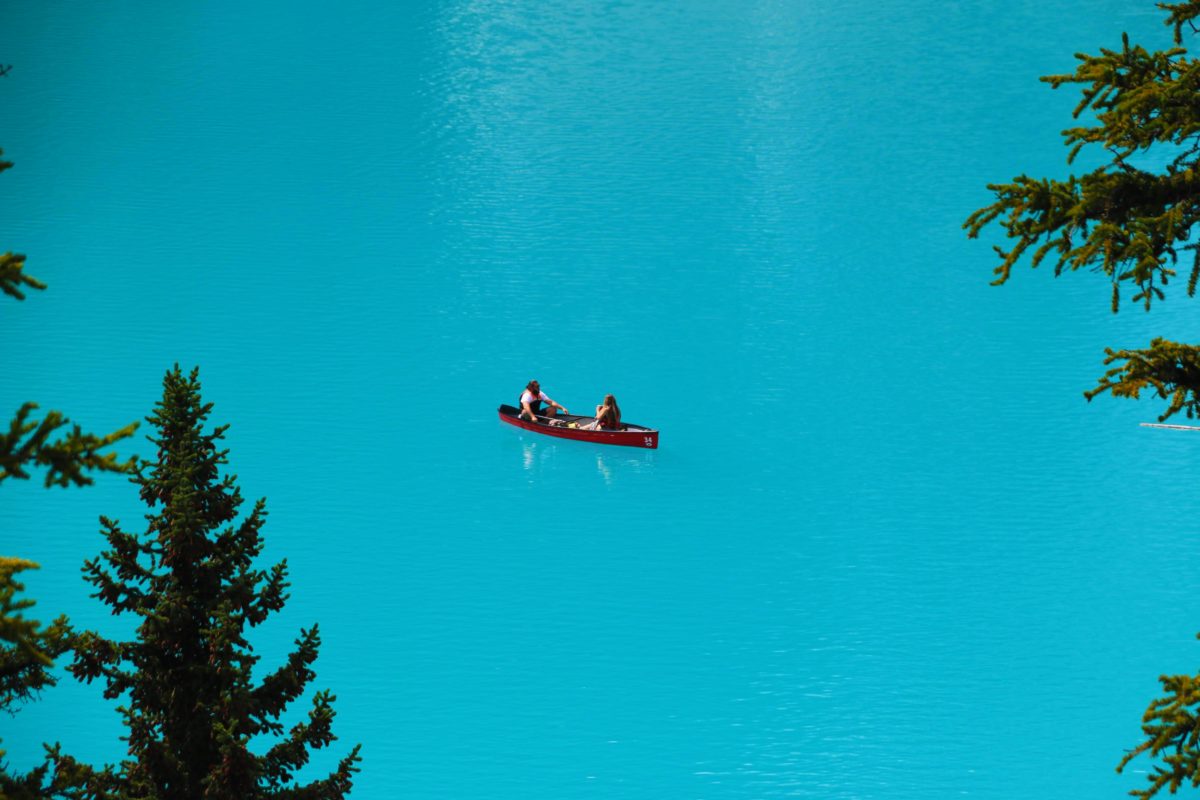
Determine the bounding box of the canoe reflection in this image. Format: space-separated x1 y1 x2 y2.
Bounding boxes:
518 438 654 483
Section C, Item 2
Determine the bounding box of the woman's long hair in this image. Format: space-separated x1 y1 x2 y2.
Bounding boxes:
601 394 620 427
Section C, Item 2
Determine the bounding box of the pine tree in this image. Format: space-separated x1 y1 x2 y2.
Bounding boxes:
964 0 1200 421
966 3 1200 795
52 366 360 799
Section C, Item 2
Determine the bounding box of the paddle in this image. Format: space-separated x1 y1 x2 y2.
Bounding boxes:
1140 422 1200 431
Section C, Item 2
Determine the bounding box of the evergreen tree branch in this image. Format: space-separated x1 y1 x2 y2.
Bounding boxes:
1117 661 1200 798
67 630 133 698
0 150 45 303
262 692 360 797
1 151 136 489
252 627 320 728
0 252 44 302
0 558 70 770
0 403 138 488
964 8 1200 312
1084 338 1200 420
245 561 289 628
0 139 140 797
968 5 1200 794
1162 2 1200 44
42 743 125 800
268 745 361 800
0 563 69 799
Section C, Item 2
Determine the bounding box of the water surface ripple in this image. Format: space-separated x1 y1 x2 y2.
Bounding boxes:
2 2 1195 798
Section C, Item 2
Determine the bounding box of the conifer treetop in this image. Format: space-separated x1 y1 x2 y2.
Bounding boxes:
58 366 361 799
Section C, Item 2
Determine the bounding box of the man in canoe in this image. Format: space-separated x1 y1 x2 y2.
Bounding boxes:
519 380 568 423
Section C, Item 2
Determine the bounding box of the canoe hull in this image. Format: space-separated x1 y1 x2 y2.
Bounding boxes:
498 404 659 449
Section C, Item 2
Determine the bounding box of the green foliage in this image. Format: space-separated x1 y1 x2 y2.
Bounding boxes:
0 559 69 769
0 148 136 488
0 252 43 303
967 3 1200 796
0 137 134 796
964 1 1200 418
51 366 360 799
0 559 69 710
0 152 43 303
0 404 138 488
963 13 1200 312
0 559 69 800
1118 658 1200 798
1086 337 1200 420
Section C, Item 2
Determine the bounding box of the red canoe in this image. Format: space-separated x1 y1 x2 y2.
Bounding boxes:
498 404 659 449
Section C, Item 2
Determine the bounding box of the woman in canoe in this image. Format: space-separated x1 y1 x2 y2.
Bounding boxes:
583 394 621 430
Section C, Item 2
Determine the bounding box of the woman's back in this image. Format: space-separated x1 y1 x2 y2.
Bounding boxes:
598 395 621 429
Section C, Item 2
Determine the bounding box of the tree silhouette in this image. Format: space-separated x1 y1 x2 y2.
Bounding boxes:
51 367 360 799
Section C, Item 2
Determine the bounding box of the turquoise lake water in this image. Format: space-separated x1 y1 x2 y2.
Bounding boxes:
6 2 1200 797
